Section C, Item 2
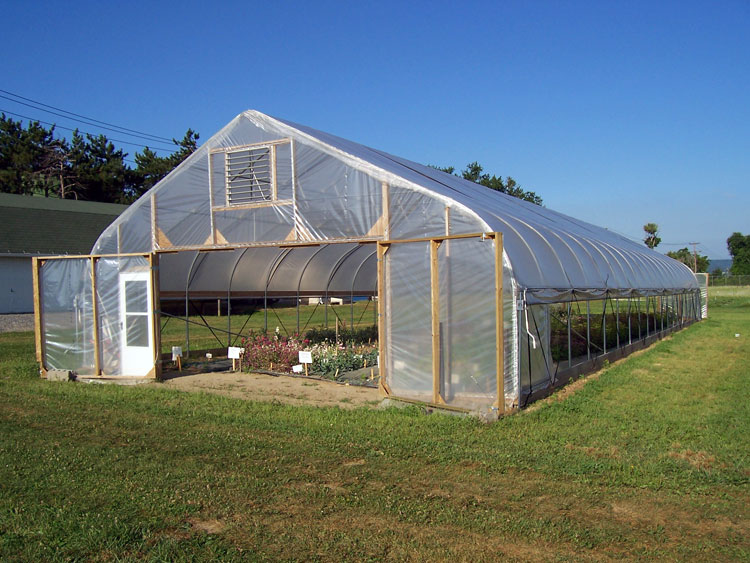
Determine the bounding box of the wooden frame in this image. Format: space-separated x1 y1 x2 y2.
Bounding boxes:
430 239 445 405
493 232 505 413
148 252 162 380
212 199 293 213
33 252 160 380
90 257 101 376
32 257 44 373
377 231 506 414
377 242 391 396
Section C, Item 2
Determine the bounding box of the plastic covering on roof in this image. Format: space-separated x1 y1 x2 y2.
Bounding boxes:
93 110 697 303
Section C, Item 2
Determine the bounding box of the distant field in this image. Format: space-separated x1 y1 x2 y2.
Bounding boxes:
709 285 750 298
0 295 748 560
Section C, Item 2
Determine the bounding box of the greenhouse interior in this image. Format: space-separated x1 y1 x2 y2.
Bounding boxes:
33 110 704 415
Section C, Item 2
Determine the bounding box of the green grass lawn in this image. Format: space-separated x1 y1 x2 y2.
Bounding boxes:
1 293 748 560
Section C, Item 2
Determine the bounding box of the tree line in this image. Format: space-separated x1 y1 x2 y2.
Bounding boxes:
0 113 198 204
432 162 543 205
643 223 750 275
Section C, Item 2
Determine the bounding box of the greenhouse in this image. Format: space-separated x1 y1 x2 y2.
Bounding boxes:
33 110 702 415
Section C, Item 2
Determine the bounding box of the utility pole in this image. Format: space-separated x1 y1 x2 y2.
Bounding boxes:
689 242 700 273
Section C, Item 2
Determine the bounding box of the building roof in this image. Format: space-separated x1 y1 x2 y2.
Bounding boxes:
0 193 127 255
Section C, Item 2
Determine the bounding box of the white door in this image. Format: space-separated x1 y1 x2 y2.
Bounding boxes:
119 271 154 376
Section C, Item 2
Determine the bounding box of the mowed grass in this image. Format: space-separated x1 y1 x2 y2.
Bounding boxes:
0 295 748 560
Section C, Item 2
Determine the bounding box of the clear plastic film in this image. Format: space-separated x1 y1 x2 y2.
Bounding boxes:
40 258 95 374
384 242 433 403
95 256 151 375
437 238 496 410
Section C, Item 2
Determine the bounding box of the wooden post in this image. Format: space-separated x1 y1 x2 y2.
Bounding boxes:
493 233 505 413
381 181 390 240
90 257 101 376
377 242 390 395
430 239 444 405
207 151 217 245
32 257 45 374
149 253 162 380
150 193 157 251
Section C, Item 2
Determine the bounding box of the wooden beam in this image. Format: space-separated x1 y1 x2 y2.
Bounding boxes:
382 181 390 240
207 150 217 244
384 232 489 245
40 252 151 260
494 232 505 413
31 257 44 372
150 193 157 251
430 239 445 405
90 257 101 376
211 199 293 212
271 143 278 200
149 253 162 380
208 138 292 154
377 242 389 396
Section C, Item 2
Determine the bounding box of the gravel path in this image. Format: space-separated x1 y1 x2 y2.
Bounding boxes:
0 314 34 333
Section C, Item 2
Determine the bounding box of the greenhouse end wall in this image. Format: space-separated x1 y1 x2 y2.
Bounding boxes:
33 254 160 379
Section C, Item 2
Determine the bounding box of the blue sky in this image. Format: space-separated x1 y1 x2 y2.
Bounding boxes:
2 0 748 259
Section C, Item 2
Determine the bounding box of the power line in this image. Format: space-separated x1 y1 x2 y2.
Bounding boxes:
0 108 177 153
0 91 178 146
0 88 175 144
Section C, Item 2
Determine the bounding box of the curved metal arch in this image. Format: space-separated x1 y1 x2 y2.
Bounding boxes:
323 245 363 327
184 251 205 357
295 244 331 333
227 247 251 345
349 249 377 328
263 248 294 331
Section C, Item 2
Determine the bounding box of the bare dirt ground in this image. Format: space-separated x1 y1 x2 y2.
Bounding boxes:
160 370 382 409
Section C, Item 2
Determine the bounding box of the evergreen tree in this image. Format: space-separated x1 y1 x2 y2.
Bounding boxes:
131 129 199 201
643 223 661 249
431 161 543 205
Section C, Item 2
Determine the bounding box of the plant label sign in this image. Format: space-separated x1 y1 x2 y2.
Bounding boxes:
298 351 313 364
292 364 304 373
171 346 182 361
228 346 243 359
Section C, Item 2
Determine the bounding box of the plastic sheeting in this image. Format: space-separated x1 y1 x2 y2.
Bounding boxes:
40 258 95 374
93 110 698 305
383 237 516 410
39 255 152 377
384 242 434 403
95 256 151 375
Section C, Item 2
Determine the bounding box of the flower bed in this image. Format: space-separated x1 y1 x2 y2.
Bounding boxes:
241 329 378 380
